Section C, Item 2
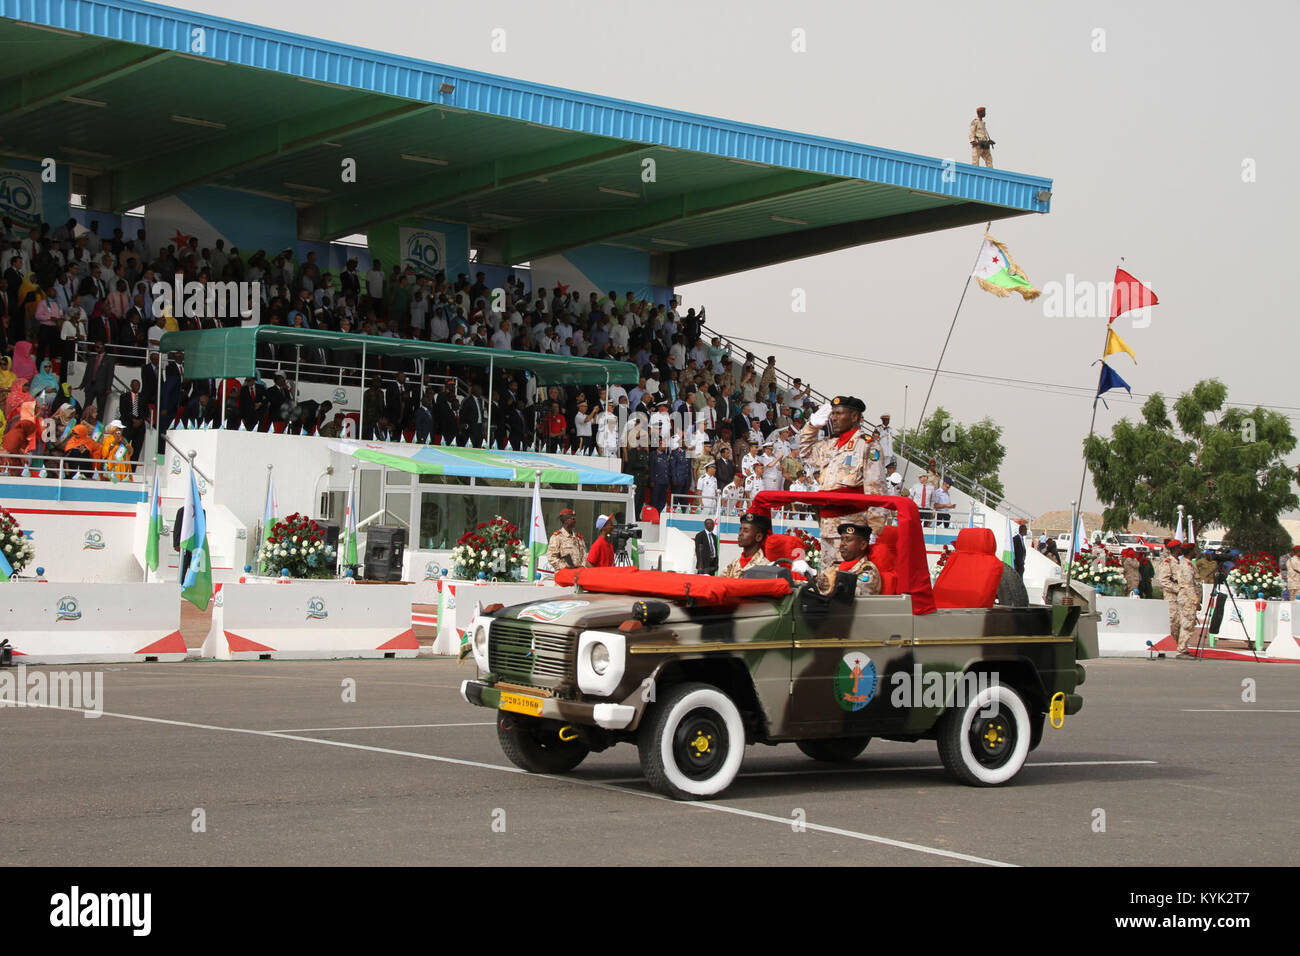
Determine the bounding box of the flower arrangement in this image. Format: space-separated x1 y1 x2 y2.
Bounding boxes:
791 528 821 573
1 506 34 575
451 517 526 581
258 512 337 578
1226 552 1285 600
1065 553 1127 595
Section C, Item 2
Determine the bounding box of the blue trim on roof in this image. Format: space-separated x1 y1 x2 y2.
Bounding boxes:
2 0 1051 214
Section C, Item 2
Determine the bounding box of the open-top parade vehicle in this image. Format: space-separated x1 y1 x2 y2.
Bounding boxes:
462 492 1098 800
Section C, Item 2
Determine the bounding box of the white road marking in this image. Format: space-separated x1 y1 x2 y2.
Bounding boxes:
1180 709 1300 713
25 703 1016 867
268 722 494 732
595 759 1158 784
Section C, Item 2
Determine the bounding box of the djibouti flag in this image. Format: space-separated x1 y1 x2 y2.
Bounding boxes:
146 470 161 572
526 474 547 581
179 466 213 610
973 234 1040 301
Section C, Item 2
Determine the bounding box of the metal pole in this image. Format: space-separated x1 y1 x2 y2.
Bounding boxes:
262 463 274 548
154 351 164 459
359 342 367 439
293 346 301 408
220 377 226 430
486 355 494 450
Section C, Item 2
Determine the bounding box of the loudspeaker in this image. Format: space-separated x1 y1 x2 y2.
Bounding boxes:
364 526 406 581
316 520 340 551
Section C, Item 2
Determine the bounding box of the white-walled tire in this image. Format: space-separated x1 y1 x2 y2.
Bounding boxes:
936 681 1032 786
638 683 746 800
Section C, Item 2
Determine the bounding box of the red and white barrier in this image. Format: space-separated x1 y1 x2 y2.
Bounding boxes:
433 579 572 655
1265 602 1299 660
200 580 419 660
3 582 185 665
1096 596 1175 657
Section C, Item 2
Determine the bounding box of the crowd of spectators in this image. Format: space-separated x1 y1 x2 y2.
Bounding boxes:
3 217 913 503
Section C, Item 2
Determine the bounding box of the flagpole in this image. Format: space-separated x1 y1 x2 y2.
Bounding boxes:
1064 288 1121 591
900 222 991 486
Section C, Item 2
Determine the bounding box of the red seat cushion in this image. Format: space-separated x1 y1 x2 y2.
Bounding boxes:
932 528 1003 608
871 527 899 595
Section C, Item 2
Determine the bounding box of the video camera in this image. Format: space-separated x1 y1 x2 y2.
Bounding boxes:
608 522 642 551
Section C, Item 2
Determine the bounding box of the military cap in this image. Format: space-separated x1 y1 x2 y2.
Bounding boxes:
558 507 576 517
836 521 872 538
739 512 772 533
1164 538 1181 548
831 396 866 413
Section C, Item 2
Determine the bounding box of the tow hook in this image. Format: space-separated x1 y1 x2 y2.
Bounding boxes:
1049 692 1066 729
558 725 580 742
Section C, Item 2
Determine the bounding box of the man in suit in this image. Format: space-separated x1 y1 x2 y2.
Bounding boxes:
79 340 116 419
413 393 434 443
434 383 459 444
459 384 485 447
265 374 294 428
119 379 148 464
694 517 720 575
160 352 185 429
1013 522 1027 578
238 376 266 431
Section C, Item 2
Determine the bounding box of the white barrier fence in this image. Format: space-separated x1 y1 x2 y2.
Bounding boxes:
3 583 184 665
201 580 420 660
1096 596 1174 657
435 579 571 655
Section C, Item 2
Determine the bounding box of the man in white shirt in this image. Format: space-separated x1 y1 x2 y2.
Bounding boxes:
555 317 573 342
878 413 895 463
744 464 766 499
909 474 934 523
366 261 385 314
608 318 629 353
490 321 513 350
721 476 744 515
696 462 719 511
930 478 955 527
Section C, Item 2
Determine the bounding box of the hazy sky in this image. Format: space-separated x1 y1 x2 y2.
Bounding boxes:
155 0 1300 519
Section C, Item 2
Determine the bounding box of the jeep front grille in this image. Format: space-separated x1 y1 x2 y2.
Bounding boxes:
488 621 576 690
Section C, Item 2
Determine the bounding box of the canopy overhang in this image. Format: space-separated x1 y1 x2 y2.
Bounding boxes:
157 327 639 386
328 439 635 486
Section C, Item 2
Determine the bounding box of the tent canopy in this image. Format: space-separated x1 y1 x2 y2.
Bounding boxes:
328 440 635 486
157 327 640 386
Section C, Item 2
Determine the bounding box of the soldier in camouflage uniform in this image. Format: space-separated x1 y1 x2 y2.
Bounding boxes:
1174 542 1201 654
720 512 774 578
798 395 885 565
969 106 994 167
546 508 587 572
1121 548 1141 595
1155 539 1180 642
816 521 882 597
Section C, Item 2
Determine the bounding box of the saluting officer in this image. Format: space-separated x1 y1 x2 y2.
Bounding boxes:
969 106 994 167
798 395 886 566
546 507 586 571
817 521 882 597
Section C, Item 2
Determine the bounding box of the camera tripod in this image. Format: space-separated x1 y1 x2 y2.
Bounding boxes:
1191 569 1258 662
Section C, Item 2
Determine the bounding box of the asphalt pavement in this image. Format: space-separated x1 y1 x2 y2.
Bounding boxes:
3 656 1295 866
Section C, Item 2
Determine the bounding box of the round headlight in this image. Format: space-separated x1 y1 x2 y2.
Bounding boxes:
473 625 488 654
589 642 610 675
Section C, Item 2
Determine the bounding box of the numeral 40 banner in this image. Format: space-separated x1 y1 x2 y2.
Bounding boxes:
0 167 44 229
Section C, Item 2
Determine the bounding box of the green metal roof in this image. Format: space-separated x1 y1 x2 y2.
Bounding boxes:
157 327 639 385
1 0 1053 282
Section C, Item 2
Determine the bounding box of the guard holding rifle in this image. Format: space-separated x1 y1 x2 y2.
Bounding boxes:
546 507 586 571
970 106 995 167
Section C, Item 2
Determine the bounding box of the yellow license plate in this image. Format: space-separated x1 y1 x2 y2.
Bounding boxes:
499 692 544 717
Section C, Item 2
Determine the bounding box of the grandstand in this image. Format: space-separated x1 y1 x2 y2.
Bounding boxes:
0 0 1054 586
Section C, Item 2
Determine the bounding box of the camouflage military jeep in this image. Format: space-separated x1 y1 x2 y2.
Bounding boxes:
461 492 1097 800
